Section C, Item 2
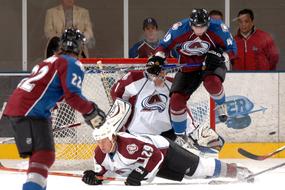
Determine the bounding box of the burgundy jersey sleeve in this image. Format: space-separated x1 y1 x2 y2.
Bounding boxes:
94 147 108 175
110 71 145 101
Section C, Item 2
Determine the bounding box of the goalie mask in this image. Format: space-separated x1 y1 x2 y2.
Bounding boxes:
146 56 165 76
59 28 86 55
190 8 210 27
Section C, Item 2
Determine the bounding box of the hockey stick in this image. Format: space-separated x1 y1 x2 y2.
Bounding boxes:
209 161 285 184
238 145 285 160
0 162 124 181
0 101 7 120
85 63 202 74
96 60 114 106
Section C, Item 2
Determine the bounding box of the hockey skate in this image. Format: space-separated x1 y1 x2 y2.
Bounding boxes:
215 104 228 122
227 163 254 183
236 166 254 182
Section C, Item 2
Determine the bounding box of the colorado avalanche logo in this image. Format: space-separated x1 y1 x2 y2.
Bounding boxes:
127 144 138 154
180 38 210 56
141 92 168 112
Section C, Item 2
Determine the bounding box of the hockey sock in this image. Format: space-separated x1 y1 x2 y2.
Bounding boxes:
203 75 225 105
23 181 44 190
25 150 55 189
170 93 189 134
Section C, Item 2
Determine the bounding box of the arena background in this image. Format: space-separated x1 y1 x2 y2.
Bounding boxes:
0 0 284 158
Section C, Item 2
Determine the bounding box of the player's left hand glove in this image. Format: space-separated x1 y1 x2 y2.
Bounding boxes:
83 103 106 129
204 48 225 70
125 166 148 186
82 170 103 185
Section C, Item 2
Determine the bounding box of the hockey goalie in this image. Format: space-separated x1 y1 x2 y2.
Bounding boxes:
110 57 224 157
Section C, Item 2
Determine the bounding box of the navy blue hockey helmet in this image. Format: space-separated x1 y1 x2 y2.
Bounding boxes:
59 28 86 55
190 8 210 27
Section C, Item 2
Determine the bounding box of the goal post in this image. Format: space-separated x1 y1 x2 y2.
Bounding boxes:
51 58 215 170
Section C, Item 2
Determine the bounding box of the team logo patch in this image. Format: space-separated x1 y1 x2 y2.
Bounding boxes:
26 138 32 145
180 37 210 56
221 23 229 32
141 91 168 112
172 22 182 30
126 144 138 154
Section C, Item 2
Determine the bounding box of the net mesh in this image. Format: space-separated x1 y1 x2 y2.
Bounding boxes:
51 60 212 170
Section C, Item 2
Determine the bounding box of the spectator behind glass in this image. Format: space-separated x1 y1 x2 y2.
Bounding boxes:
209 10 223 20
129 17 177 58
44 0 94 58
233 9 279 70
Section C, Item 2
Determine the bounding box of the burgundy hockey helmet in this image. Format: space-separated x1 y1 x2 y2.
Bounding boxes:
59 27 86 55
190 8 210 27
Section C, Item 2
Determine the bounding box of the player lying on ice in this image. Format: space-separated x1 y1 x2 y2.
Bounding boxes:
110 55 224 156
81 99 253 186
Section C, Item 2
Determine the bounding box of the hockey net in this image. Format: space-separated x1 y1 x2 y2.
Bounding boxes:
51 58 214 170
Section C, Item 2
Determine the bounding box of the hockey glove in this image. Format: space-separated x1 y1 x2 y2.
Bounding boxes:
125 166 148 186
82 170 103 185
146 56 166 76
83 103 106 129
204 48 225 70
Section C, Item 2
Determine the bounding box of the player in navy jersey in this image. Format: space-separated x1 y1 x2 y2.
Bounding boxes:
3 28 106 190
149 8 237 145
81 122 253 186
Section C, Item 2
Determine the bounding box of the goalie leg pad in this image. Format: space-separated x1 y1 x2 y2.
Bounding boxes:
189 124 225 151
104 98 132 132
92 98 132 141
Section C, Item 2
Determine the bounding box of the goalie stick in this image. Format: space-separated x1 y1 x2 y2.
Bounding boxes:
209 161 285 184
238 145 285 160
96 60 114 106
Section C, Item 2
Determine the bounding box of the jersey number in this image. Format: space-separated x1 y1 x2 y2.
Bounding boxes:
141 145 153 157
18 65 49 92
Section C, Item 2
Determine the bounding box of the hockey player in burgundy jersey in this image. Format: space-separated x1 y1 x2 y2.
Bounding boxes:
110 57 224 155
81 121 253 186
3 28 106 190
149 8 237 146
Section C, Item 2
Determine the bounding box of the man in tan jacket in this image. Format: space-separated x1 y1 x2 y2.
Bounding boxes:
44 0 94 57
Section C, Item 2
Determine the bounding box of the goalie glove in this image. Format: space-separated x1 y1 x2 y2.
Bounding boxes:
82 170 103 185
146 55 166 76
83 103 106 129
204 48 225 70
125 166 148 186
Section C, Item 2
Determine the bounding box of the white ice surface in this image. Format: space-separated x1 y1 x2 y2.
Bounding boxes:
1 159 285 190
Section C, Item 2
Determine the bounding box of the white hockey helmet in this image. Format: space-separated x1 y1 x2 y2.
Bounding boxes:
92 122 116 141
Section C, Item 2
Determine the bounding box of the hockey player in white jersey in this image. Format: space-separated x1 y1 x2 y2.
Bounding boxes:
110 57 224 154
81 117 252 186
